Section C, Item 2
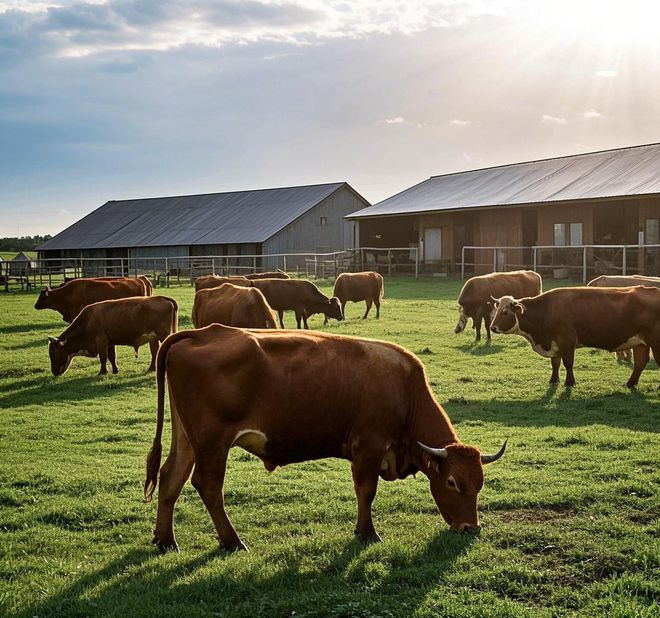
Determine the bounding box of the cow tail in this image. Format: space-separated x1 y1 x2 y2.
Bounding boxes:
170 297 179 333
144 331 181 502
266 308 278 329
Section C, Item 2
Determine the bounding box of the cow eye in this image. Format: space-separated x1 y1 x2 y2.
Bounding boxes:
447 477 457 490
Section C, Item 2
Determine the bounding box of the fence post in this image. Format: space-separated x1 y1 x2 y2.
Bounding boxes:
461 246 465 280
582 246 587 284
493 248 497 272
622 246 627 275
165 258 169 288
415 247 419 280
533 246 537 272
388 249 392 276
283 255 287 273
253 256 257 274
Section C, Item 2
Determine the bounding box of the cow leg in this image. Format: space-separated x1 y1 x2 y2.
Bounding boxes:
147 339 158 372
362 299 373 319
475 311 482 342
351 452 382 544
484 306 492 341
278 310 285 329
153 407 194 553
191 447 247 552
98 346 109 375
561 347 576 387
374 297 380 319
295 311 302 329
550 356 561 384
108 346 119 374
626 344 650 388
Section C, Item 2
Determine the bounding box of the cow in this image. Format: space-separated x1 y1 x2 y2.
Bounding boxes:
250 278 343 328
194 275 254 292
490 286 660 387
330 271 384 321
62 275 153 295
455 270 542 342
588 275 660 361
35 277 148 323
47 296 178 376
244 271 290 280
192 284 278 329
144 325 507 552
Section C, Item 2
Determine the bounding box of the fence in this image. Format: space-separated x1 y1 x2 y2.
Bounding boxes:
461 244 660 282
0 247 419 291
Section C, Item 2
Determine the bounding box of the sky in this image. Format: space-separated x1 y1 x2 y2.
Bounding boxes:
1 0 660 236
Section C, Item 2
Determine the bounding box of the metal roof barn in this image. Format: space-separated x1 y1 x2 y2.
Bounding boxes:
348 143 660 219
40 182 358 251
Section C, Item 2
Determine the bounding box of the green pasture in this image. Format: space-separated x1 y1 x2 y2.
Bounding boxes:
0 279 658 617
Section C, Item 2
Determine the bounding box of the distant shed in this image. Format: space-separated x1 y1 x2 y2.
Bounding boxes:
38 182 369 268
9 251 36 276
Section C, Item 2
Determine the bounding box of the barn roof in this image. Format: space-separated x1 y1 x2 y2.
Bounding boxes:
39 182 357 251
11 251 33 261
348 142 660 219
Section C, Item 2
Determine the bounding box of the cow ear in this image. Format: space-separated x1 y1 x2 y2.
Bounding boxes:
513 302 525 315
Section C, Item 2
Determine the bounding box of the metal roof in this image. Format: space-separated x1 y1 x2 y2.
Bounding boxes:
348 143 660 219
39 182 353 251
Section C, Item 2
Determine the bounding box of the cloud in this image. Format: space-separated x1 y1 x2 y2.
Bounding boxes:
0 0 518 59
450 118 471 126
541 114 567 125
583 109 602 119
58 208 72 215
596 69 617 77
380 116 422 127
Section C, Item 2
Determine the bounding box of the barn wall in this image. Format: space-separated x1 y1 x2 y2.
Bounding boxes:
263 186 369 267
538 202 593 245
129 246 189 259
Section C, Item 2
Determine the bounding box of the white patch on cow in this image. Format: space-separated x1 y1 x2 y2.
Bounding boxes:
232 429 268 456
504 313 561 358
455 306 468 333
614 336 646 351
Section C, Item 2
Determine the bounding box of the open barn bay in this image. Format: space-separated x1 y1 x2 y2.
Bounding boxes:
1 279 658 618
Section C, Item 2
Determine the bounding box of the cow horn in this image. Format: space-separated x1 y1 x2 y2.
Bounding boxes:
417 442 448 458
481 440 508 464
490 295 500 304
47 336 59 344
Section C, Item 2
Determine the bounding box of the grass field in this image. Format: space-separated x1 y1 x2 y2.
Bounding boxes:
1 278 658 618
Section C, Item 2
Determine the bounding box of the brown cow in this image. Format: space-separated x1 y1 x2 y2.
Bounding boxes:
332 271 384 320
588 275 660 361
48 296 178 375
192 284 278 329
490 286 660 387
144 325 507 552
455 270 542 342
244 271 290 280
251 278 343 328
194 275 254 292
35 277 148 323
62 275 152 295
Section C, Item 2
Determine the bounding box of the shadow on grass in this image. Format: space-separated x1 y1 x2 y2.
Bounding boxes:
456 340 505 355
453 388 659 432
14 531 475 618
4 337 51 351
0 372 154 408
0 322 62 336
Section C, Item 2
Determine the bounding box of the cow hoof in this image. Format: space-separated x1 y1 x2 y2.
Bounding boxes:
222 540 248 553
112 368 119 374
549 378 559 385
355 531 382 545
153 537 179 554
626 381 638 389
564 381 576 388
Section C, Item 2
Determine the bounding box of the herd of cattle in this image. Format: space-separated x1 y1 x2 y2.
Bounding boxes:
29 268 658 552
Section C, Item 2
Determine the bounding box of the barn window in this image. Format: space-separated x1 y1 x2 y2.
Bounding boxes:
554 222 583 246
319 216 328 226
646 219 659 244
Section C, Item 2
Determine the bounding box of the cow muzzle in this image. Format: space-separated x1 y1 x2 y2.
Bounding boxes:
452 522 481 535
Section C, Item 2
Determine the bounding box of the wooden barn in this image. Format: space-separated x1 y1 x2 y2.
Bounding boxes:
347 143 660 276
38 182 369 270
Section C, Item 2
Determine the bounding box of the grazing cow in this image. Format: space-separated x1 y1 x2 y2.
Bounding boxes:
35 277 148 323
244 271 290 280
192 284 278 329
194 275 254 292
62 275 152 295
455 270 542 342
490 286 660 387
588 275 660 361
144 325 507 552
251 278 343 328
331 271 384 320
48 296 178 375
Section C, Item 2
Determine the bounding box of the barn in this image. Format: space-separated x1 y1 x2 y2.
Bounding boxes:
37 182 369 272
347 143 660 277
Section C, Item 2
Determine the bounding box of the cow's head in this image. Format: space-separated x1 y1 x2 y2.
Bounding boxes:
418 441 507 533
323 297 344 322
454 305 468 334
47 336 73 376
490 296 523 334
35 287 52 310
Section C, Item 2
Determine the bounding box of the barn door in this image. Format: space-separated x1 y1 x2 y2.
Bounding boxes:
424 228 442 262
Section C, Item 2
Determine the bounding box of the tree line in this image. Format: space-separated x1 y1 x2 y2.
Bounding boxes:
0 236 52 252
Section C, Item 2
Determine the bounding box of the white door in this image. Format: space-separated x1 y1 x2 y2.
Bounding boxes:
424 228 442 262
